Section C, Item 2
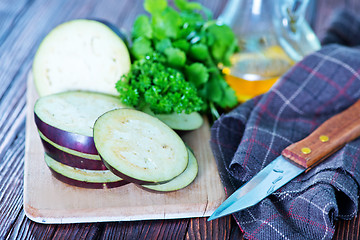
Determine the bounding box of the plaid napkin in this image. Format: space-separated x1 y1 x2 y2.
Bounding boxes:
210 10 360 240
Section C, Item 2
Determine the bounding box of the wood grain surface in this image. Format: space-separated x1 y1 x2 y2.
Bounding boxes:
283 99 360 168
1 0 359 239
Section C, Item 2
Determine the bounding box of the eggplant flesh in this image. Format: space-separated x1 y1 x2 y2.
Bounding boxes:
34 91 127 154
140 148 198 192
93 109 189 185
33 19 130 97
142 106 204 131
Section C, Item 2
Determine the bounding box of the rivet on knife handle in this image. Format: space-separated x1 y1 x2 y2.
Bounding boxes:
282 99 360 169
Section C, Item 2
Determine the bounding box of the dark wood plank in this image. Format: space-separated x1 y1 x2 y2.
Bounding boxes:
0 75 27 160
7 211 56 240
334 216 360 240
51 223 102 240
0 131 25 238
185 216 233 239
100 219 190 239
0 0 30 44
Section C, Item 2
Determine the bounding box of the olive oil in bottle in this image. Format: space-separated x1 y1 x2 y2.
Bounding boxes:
223 45 294 102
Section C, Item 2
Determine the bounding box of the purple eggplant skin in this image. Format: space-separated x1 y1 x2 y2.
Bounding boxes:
101 157 173 186
48 168 129 189
34 112 98 155
40 137 107 170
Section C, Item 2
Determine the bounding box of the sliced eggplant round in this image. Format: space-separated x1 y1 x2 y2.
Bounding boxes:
34 91 127 154
140 148 198 192
40 131 106 170
39 130 100 160
93 109 189 185
142 106 203 131
44 153 128 189
33 19 130 97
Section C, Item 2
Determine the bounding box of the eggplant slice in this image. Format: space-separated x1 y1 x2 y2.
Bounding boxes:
141 106 203 131
93 109 189 185
40 131 107 170
44 153 128 189
140 148 198 192
34 91 127 154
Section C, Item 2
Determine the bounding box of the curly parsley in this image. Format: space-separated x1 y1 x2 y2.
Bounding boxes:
116 54 203 114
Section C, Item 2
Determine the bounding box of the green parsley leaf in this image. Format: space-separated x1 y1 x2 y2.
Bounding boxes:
132 15 152 39
218 85 238 108
174 0 202 11
115 80 140 106
152 8 181 39
172 39 190 52
144 0 167 14
185 62 209 87
206 24 236 65
155 38 172 53
130 37 153 60
189 43 209 61
206 77 223 103
164 47 186 68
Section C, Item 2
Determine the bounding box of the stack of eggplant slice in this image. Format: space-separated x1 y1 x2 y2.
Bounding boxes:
34 91 130 189
32 19 200 192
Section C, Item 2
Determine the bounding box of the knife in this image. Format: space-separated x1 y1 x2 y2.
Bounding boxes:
208 99 360 221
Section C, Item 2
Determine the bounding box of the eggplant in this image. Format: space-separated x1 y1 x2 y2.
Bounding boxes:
34 91 128 154
32 19 130 97
35 113 97 154
140 148 198 192
40 131 107 170
38 129 100 160
44 153 128 189
93 109 189 185
141 106 204 131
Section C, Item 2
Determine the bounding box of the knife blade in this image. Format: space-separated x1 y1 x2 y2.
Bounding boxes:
208 99 360 221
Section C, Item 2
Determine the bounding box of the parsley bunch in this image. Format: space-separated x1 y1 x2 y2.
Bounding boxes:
117 0 239 117
116 54 202 114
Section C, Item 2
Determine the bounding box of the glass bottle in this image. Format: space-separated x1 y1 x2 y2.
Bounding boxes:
218 0 321 102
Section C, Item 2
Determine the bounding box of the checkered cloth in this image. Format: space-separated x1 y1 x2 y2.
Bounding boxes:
210 10 360 240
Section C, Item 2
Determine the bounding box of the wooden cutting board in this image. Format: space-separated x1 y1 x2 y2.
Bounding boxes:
24 73 225 224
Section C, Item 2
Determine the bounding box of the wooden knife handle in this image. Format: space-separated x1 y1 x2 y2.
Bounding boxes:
282 99 360 169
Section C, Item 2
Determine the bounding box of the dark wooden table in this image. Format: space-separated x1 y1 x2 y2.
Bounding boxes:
1 0 360 239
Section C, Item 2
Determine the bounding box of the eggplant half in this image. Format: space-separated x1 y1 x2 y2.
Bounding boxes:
33 19 130 97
